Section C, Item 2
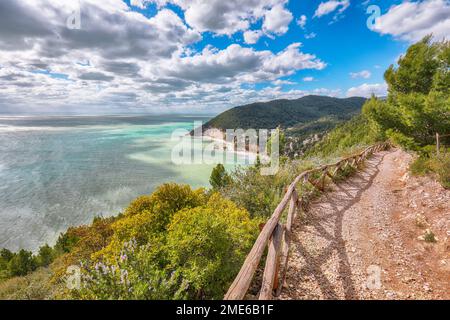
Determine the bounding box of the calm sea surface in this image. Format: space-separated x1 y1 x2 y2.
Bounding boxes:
0 115 244 251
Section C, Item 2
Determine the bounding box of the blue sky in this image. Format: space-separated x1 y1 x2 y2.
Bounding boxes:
0 0 448 114
126 0 409 93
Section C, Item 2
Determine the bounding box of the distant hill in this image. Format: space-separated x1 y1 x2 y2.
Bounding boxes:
200 95 366 133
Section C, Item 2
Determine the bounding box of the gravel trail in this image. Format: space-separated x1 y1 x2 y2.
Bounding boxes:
279 149 450 300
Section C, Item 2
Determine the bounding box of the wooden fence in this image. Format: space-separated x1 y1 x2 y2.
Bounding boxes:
224 142 391 300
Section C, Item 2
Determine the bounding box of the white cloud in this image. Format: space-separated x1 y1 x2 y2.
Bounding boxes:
303 76 314 81
314 0 350 18
346 83 387 97
262 4 293 35
297 15 307 29
262 43 326 75
272 79 295 85
305 32 317 39
371 0 450 42
130 0 149 9
146 0 294 36
159 43 326 84
350 70 371 79
243 30 263 44
0 0 327 114
312 88 341 97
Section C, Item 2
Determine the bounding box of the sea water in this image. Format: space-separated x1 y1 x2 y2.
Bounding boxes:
0 115 250 251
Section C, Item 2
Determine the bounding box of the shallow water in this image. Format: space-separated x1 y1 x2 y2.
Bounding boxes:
0 115 249 251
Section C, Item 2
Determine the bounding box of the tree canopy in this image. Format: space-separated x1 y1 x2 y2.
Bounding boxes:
363 36 450 148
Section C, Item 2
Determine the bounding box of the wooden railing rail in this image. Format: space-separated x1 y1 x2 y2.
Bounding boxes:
224 142 391 300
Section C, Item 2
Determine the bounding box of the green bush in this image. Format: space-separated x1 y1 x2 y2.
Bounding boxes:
124 183 207 218
94 184 207 262
209 164 231 190
36 245 55 267
364 37 449 148
72 193 259 300
72 241 187 300
410 153 450 189
410 156 431 175
304 114 382 160
7 250 37 277
386 129 420 151
436 156 450 189
51 216 116 279
0 249 14 270
123 195 155 216
0 245 57 281
166 193 259 299
55 228 81 254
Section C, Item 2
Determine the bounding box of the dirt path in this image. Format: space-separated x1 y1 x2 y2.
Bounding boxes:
279 149 450 300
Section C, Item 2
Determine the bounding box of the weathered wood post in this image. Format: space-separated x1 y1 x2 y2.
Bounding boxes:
436 132 440 156
259 223 283 300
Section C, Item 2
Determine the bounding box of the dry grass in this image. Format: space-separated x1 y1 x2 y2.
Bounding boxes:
0 268 58 300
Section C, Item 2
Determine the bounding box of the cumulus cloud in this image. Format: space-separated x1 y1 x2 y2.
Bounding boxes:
130 0 150 9
262 4 293 35
297 15 307 29
145 0 294 36
303 76 314 81
0 1 201 59
0 0 328 113
243 30 263 44
272 79 295 85
314 0 350 18
159 43 326 84
350 70 371 79
346 83 387 97
371 0 450 42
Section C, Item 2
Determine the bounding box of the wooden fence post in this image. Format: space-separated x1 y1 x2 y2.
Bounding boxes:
259 223 283 300
275 189 298 296
436 132 440 156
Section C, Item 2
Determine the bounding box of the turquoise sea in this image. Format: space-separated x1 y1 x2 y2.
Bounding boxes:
0 115 249 252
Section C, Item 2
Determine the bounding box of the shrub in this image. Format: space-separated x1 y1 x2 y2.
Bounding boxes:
0 249 14 280
123 195 154 216
410 156 432 175
72 241 187 300
305 114 382 160
133 183 207 219
75 193 259 300
0 249 14 270
92 211 167 265
386 129 419 151
436 155 450 189
52 216 116 279
36 245 55 267
222 166 283 218
209 164 231 190
410 153 450 189
166 193 259 299
7 250 37 277
423 229 437 243
124 183 207 218
55 227 82 254
332 163 357 182
93 184 207 263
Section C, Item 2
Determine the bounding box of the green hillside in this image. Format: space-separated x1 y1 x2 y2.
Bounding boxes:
202 95 366 131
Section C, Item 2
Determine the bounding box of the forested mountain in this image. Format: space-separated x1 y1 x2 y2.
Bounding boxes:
202 95 366 132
